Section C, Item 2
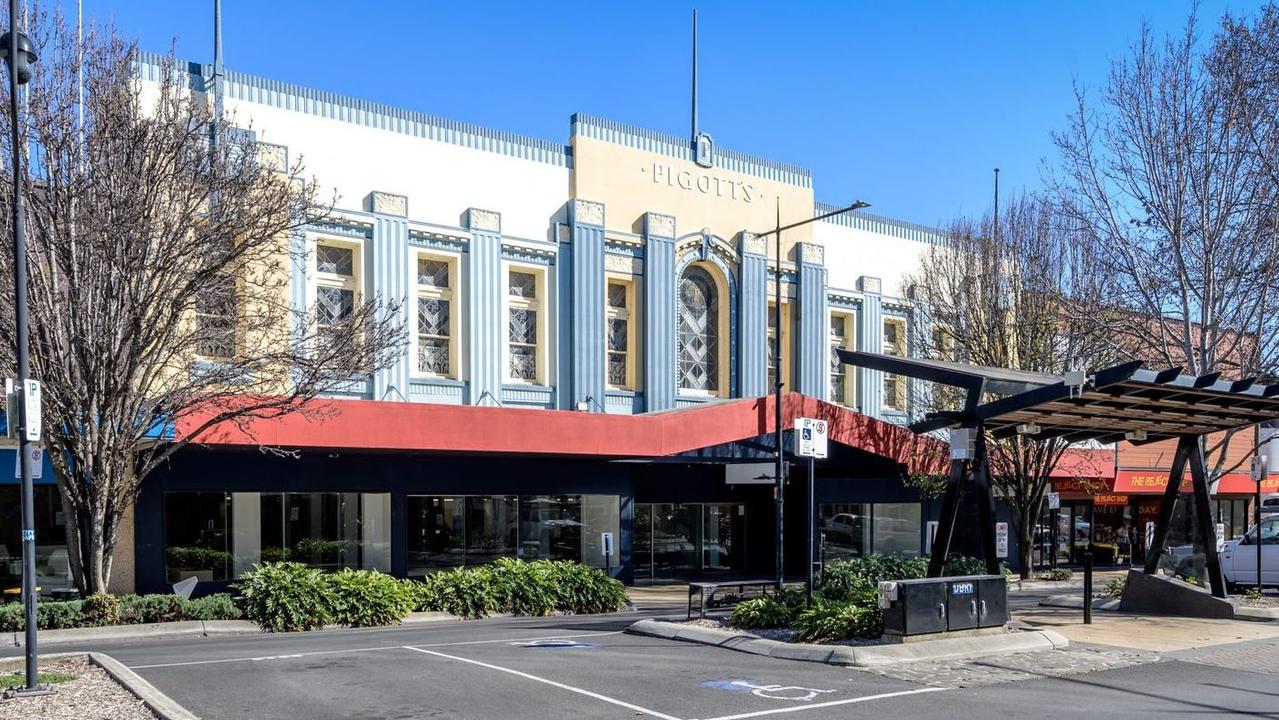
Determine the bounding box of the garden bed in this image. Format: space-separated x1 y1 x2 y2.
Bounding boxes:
0 654 157 720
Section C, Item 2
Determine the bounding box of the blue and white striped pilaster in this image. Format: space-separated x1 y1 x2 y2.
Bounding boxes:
467 208 503 406
857 276 884 417
737 232 769 398
371 213 410 400
643 213 676 412
570 200 606 411
795 242 828 399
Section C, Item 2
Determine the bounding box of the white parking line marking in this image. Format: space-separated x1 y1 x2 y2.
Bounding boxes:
694 687 946 720
403 645 684 720
127 631 621 670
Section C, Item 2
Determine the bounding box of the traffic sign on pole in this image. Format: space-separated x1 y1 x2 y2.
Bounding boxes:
793 418 828 459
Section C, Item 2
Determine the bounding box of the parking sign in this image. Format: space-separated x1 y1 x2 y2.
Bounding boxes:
793 418 828 459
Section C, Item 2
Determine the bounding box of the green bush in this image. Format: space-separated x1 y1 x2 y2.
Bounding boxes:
546 560 627 614
183 593 242 621
1101 576 1126 598
418 567 495 619
730 596 793 629
0 603 22 632
82 592 123 626
488 557 556 616
121 593 186 624
401 578 436 613
328 569 413 627
37 600 85 630
942 556 994 576
236 562 335 632
817 555 929 602
1038 568 1074 582
793 600 882 643
164 546 235 571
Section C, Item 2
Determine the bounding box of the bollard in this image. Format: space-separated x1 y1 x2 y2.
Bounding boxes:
1083 551 1093 625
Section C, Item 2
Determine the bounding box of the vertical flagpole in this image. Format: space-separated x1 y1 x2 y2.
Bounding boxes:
690 9 697 145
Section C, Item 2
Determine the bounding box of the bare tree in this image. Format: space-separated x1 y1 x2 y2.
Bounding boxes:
1051 13 1279 480
0 10 403 593
908 194 1114 578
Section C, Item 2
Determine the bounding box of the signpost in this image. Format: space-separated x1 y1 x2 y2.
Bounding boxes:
600 532 614 578
1047 492 1060 510
995 522 1009 559
794 418 827 603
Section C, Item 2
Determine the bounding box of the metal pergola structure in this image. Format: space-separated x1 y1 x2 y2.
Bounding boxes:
839 350 1279 597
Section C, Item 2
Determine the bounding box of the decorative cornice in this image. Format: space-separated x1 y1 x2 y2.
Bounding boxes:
135 51 570 168
309 217 373 239
740 232 766 257
572 113 812 189
501 243 555 266
409 231 468 254
467 208 501 233
814 202 944 245
644 212 676 239
828 290 863 310
366 191 408 217
573 199 605 227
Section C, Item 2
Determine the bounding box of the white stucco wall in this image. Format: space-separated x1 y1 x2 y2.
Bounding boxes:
226 98 570 240
814 220 936 298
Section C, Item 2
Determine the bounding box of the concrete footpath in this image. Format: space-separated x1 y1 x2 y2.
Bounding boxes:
1013 600 1279 652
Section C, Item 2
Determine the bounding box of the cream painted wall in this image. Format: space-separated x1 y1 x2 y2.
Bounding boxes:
572 136 814 251
815 221 933 298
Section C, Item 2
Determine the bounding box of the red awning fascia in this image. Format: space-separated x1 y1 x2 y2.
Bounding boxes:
177 392 949 474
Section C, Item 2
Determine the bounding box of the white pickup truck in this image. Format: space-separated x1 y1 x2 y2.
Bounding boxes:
1219 516 1279 588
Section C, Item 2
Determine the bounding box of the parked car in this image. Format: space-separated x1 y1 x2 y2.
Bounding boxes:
1262 495 1279 516
1219 517 1279 588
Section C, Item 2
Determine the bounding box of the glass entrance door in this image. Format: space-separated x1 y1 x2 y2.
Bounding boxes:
634 503 746 581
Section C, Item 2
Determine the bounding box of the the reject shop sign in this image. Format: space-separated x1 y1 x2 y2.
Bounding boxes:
1112 470 1279 495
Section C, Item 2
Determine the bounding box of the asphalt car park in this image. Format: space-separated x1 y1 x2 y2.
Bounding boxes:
100 616 937 720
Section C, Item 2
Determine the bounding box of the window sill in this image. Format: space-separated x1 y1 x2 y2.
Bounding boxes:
410 375 465 386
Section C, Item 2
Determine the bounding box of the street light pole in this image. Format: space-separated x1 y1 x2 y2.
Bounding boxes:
3 0 43 695
758 199 870 591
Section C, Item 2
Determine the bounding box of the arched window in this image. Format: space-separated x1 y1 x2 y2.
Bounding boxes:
678 265 720 392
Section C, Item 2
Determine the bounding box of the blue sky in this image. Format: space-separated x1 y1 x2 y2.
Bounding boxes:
71 0 1268 227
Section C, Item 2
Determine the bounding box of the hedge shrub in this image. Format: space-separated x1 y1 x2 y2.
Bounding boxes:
730 596 793 629
793 600 882 643
236 562 335 632
488 557 556 616
82 593 123 626
416 567 495 619
184 593 242 621
121 593 187 624
546 560 627 614
328 569 413 627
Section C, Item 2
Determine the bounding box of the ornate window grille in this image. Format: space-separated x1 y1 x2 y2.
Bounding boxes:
508 270 539 381
882 318 907 410
315 242 358 334
678 266 719 392
416 257 453 375
195 272 237 358
606 282 630 389
830 314 851 405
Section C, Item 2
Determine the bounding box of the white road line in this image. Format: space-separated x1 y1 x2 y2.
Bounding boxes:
694 687 946 720
127 631 621 670
402 645 684 720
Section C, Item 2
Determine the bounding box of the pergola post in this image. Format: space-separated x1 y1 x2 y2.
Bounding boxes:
1142 435 1226 598
971 428 1001 576
1143 437 1191 575
1186 439 1227 597
926 455 967 577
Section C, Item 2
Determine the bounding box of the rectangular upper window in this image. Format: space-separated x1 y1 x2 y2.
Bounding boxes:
415 254 458 378
315 241 360 333
882 318 908 410
606 280 635 390
829 312 855 406
195 272 237 359
506 267 545 383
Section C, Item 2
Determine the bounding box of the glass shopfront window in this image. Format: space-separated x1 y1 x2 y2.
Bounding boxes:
0 485 72 593
163 492 391 582
819 502 922 560
406 494 619 575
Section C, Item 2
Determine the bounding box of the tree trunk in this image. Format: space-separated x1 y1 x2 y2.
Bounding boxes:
1017 504 1036 580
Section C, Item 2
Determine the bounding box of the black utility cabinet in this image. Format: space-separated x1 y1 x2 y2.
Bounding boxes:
880 574 1008 637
